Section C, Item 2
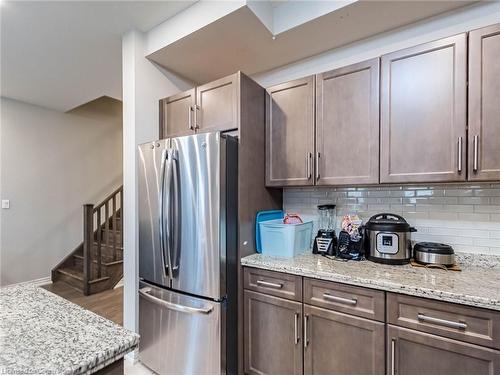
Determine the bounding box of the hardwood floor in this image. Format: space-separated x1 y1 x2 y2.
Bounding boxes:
43 282 123 325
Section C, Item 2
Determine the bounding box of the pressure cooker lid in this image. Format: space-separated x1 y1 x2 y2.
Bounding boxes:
414 242 454 255
365 213 413 232
317 204 336 210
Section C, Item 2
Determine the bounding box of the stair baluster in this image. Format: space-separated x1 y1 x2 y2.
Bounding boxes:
83 204 94 295
112 195 117 261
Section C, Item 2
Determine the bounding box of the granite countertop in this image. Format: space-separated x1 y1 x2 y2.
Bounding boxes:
241 252 500 311
0 284 139 375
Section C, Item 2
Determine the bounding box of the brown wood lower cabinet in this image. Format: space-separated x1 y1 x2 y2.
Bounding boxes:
304 305 385 375
244 290 303 375
243 267 500 375
387 325 500 375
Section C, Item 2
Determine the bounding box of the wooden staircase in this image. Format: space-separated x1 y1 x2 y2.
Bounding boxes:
52 186 123 295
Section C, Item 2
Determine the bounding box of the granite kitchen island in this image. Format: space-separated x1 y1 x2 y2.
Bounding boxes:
0 284 139 374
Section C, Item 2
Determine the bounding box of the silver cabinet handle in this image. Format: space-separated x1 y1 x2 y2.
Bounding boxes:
417 313 467 330
323 293 357 306
391 339 396 375
458 136 463 173
473 135 479 172
303 314 309 348
256 280 283 289
194 104 200 130
139 287 213 315
294 313 299 345
316 152 320 180
188 106 193 130
306 153 312 180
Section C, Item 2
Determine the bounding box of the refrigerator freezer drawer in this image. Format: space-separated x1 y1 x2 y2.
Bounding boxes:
139 281 224 375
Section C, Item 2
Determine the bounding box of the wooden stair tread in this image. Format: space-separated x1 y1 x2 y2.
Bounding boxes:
57 266 110 283
57 266 84 280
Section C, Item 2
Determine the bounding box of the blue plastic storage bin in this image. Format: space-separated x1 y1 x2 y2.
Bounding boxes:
259 219 313 257
255 210 284 253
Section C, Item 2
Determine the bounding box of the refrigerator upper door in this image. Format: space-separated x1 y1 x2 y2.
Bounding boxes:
138 139 170 288
139 281 223 375
169 132 224 300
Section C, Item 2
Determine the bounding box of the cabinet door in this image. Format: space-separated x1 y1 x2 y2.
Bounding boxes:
195 73 239 133
380 34 467 183
244 290 302 375
387 325 500 375
316 58 380 185
266 76 315 187
159 89 195 138
304 305 384 375
468 24 500 181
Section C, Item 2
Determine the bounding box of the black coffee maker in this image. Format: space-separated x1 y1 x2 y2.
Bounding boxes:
312 204 337 256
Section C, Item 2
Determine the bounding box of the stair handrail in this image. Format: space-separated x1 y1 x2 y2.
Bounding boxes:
83 185 123 295
93 185 123 212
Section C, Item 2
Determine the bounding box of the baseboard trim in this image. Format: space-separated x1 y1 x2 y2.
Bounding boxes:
125 349 139 363
5 276 52 288
114 278 124 289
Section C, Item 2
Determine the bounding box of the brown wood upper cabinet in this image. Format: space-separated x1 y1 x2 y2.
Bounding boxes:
316 58 380 185
266 76 315 187
160 72 241 138
159 89 195 138
380 34 467 183
468 24 500 181
266 59 380 187
196 73 239 133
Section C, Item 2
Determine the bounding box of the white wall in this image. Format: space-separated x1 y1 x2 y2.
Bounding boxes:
122 30 193 336
0 97 123 285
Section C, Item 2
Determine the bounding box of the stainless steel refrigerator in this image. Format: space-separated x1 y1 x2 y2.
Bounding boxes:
138 132 238 375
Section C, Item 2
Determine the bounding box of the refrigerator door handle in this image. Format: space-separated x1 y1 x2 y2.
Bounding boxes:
166 150 181 275
139 287 213 315
159 149 170 279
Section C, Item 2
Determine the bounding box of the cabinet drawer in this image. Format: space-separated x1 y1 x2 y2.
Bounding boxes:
304 278 385 321
243 268 302 301
387 293 500 349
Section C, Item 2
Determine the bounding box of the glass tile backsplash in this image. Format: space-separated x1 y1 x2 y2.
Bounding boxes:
283 183 500 255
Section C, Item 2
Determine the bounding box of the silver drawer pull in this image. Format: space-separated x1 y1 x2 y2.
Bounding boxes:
323 293 357 306
257 280 283 289
417 313 467 330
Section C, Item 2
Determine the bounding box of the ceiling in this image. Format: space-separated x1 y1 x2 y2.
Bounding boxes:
0 1 195 111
